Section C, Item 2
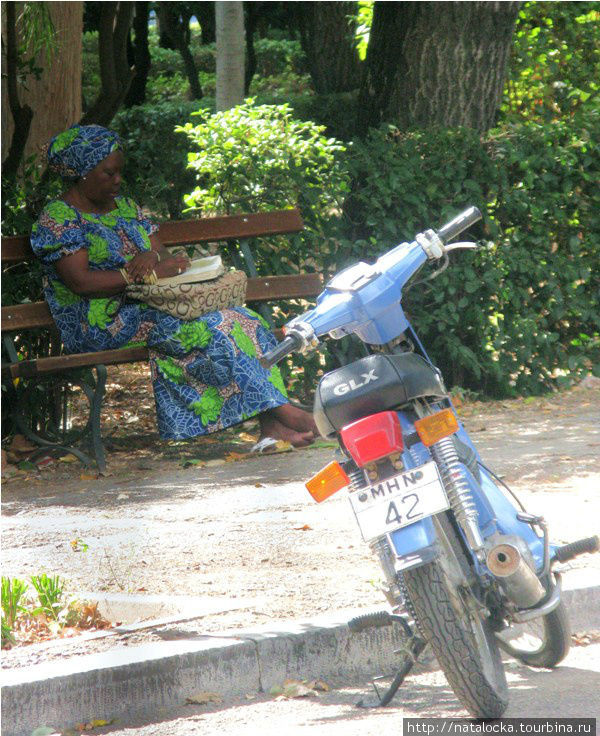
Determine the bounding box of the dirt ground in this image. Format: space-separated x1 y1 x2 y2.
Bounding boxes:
1 366 599 670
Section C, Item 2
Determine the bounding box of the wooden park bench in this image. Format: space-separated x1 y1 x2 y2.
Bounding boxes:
1 208 322 473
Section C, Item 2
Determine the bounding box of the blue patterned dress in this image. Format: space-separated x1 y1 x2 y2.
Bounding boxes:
30 197 288 439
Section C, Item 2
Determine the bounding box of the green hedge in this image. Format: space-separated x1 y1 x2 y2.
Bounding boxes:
3 104 596 402
337 113 599 395
111 100 209 219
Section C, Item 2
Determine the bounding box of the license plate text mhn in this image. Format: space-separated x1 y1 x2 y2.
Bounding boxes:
370 470 424 500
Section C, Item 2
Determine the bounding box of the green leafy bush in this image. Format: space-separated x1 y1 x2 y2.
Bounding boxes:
503 2 599 122
178 100 351 399
253 38 307 77
340 113 600 395
112 100 209 219
248 91 359 142
178 100 350 273
81 31 100 111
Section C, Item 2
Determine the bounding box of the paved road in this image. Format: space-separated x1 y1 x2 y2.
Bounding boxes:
60 643 600 735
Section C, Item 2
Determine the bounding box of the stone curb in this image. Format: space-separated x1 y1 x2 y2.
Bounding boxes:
2 586 598 736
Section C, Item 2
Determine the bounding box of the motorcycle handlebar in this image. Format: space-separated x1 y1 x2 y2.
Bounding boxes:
260 334 302 369
437 206 482 244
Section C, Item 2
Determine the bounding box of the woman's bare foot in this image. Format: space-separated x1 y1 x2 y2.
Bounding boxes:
269 403 318 437
258 409 315 448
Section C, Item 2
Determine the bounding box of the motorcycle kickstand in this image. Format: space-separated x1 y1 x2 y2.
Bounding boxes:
355 614 427 708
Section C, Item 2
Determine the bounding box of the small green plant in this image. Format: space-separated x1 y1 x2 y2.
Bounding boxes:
30 574 64 621
1 572 110 648
1 576 29 628
1 617 15 648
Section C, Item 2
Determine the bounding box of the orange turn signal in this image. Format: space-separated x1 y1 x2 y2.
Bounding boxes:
306 461 350 503
414 408 459 447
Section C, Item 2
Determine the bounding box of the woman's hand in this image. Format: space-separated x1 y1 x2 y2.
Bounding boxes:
125 250 160 283
156 252 191 279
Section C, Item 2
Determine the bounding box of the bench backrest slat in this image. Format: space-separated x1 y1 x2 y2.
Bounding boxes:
1 209 304 263
1 302 54 332
1 236 31 263
1 273 323 334
158 209 304 246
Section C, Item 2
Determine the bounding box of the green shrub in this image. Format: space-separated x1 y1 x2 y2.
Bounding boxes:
178 100 351 400
503 2 599 123
177 100 350 273
146 71 189 103
340 113 600 395
1 577 29 629
250 71 313 98
148 44 181 75
82 31 100 111
112 100 210 219
253 38 307 77
192 43 217 74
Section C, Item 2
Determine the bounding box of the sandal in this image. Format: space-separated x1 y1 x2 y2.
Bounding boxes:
250 437 279 454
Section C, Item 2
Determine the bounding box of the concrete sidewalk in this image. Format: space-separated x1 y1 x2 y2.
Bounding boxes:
2 572 599 736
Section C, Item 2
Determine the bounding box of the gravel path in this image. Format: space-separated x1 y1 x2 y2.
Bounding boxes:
2 384 599 672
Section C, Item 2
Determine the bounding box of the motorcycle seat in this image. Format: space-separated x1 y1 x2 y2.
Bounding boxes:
313 352 446 438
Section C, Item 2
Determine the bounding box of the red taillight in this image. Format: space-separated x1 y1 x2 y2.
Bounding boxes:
340 411 404 467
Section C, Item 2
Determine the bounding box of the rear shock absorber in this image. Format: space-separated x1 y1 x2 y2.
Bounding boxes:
430 436 485 558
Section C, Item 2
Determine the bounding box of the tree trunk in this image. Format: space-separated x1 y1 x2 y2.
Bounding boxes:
194 1 216 44
2 2 34 177
215 1 245 111
81 2 135 126
296 1 361 94
157 3 203 100
244 1 263 95
124 1 151 107
358 1 520 134
2 1 83 173
356 2 416 135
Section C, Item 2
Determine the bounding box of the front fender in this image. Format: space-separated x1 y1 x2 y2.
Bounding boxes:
388 516 439 571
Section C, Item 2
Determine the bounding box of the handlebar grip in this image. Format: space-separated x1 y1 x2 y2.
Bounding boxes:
260 334 301 369
437 206 482 244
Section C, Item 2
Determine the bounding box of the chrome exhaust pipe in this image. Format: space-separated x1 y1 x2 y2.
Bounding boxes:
487 540 546 609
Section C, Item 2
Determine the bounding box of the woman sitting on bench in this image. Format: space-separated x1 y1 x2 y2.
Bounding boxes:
31 124 317 450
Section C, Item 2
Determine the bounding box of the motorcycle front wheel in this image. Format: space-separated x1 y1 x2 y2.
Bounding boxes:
495 597 571 668
403 515 509 718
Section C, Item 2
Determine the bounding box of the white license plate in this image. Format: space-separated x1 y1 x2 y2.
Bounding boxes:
349 461 449 542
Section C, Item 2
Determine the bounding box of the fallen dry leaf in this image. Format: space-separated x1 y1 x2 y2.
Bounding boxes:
74 718 113 731
80 473 98 481
271 678 321 699
254 482 264 488
185 691 222 705
224 452 246 462
9 434 37 454
59 455 79 463
293 524 312 531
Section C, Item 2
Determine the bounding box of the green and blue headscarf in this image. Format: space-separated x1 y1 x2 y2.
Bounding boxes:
47 124 121 180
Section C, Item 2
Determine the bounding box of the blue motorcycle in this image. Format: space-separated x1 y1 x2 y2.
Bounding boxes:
262 207 598 717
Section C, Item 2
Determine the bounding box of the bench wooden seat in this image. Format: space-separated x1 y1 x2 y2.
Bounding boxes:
1 208 322 470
